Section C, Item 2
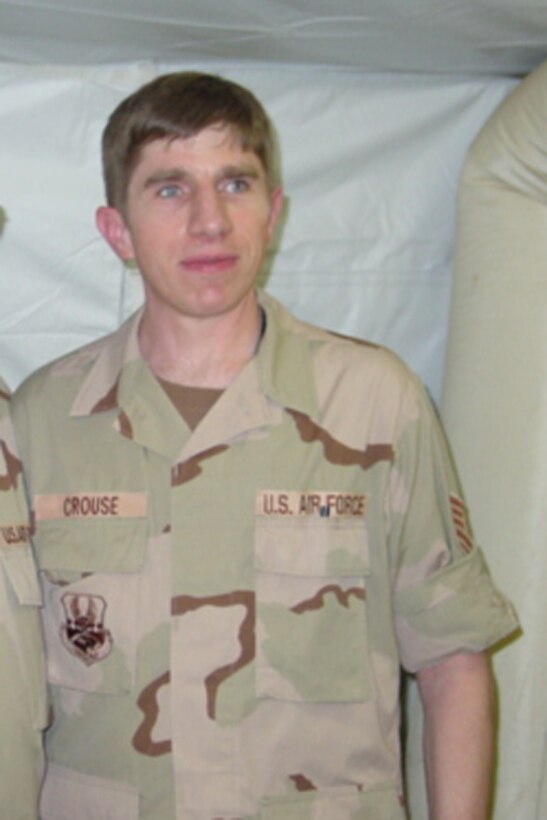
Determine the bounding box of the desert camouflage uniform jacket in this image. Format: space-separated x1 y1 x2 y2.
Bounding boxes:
12 292 517 820
0 379 47 819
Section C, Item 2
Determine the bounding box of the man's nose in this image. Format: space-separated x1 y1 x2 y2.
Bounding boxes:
187 186 231 239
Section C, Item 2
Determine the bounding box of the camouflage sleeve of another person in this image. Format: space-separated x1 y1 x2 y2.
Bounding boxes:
0 379 47 819
388 374 519 672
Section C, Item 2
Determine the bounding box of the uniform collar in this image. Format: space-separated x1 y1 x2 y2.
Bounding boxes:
255 290 319 419
69 308 144 417
68 292 320 461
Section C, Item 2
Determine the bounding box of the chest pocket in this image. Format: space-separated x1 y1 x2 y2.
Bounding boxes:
254 518 373 703
33 516 148 695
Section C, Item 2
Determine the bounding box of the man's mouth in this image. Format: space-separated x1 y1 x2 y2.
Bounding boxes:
181 254 238 274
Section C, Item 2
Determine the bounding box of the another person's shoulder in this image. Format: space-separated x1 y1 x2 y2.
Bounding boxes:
0 375 11 416
0 378 21 459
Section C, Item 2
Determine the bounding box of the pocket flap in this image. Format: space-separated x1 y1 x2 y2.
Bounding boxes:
260 782 404 819
41 764 139 820
255 520 369 577
34 517 147 574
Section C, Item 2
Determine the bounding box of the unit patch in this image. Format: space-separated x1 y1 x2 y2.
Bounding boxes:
256 490 367 518
60 592 113 665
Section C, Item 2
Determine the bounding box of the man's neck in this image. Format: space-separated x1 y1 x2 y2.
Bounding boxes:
138 296 263 388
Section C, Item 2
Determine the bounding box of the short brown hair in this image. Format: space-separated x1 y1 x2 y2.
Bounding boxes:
102 72 277 210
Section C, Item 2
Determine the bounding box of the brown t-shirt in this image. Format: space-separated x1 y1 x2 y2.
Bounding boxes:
158 379 224 431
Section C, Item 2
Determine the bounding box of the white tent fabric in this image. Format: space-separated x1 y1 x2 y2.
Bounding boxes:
1 0 546 76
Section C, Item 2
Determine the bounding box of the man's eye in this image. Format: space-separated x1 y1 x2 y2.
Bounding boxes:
158 184 180 199
224 178 249 194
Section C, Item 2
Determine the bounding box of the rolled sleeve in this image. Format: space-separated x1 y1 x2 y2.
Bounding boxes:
394 546 518 672
389 376 519 673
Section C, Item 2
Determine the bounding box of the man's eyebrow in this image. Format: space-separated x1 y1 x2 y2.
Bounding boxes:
216 164 261 181
142 168 190 189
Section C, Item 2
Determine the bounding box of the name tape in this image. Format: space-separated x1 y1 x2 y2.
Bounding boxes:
256 490 367 518
34 492 148 521
1 524 31 545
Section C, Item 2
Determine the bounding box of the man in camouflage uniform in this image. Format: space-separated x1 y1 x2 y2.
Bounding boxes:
13 73 517 819
0 380 46 818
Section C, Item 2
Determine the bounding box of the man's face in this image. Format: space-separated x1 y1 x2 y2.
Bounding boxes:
97 125 282 325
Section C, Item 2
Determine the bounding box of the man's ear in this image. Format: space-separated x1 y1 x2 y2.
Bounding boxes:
96 206 134 261
267 186 284 241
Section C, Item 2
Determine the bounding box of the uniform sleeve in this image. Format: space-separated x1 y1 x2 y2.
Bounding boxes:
0 381 47 817
388 375 519 673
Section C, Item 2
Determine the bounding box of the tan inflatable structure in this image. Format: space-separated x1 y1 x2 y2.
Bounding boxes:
408 59 547 817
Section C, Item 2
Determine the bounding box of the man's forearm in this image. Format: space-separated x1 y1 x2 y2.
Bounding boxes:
416 651 495 819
